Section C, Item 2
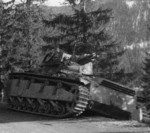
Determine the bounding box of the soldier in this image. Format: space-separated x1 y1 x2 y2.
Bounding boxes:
41 47 66 74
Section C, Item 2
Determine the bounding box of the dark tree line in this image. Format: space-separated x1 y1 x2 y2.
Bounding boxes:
0 0 45 72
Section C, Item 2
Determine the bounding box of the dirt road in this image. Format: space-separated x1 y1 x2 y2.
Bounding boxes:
0 103 149 133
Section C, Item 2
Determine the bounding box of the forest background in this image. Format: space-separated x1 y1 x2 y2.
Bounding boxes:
0 0 150 96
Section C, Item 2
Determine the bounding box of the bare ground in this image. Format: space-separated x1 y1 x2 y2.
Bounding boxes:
0 103 149 133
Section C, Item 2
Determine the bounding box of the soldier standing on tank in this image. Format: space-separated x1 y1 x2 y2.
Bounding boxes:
41 47 65 75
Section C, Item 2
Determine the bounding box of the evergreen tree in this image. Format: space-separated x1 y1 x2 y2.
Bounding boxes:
43 0 125 82
0 0 46 74
0 0 16 87
1 0 46 72
43 0 111 54
0 0 15 72
141 22 150 97
10 2 45 71
119 46 146 86
142 51 150 97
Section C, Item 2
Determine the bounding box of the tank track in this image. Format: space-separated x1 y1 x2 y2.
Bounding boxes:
7 73 90 118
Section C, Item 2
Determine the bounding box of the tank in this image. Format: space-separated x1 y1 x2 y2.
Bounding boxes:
6 51 91 118
5 51 150 121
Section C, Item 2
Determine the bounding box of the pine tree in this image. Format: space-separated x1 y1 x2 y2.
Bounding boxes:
43 0 111 54
0 0 15 71
142 51 150 97
7 1 45 71
140 19 150 97
43 0 124 82
0 0 16 87
0 0 46 74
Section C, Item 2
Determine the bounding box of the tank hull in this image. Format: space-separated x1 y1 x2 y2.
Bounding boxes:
7 72 90 118
6 72 150 122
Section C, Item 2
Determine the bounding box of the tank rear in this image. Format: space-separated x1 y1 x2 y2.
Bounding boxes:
87 77 142 120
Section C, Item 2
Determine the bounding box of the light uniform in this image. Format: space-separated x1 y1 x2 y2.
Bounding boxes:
61 53 93 75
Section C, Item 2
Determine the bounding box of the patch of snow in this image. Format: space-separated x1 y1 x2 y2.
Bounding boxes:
125 41 149 50
126 0 135 8
144 11 148 21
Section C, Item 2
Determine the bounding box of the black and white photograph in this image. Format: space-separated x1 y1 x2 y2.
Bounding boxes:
0 0 150 132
